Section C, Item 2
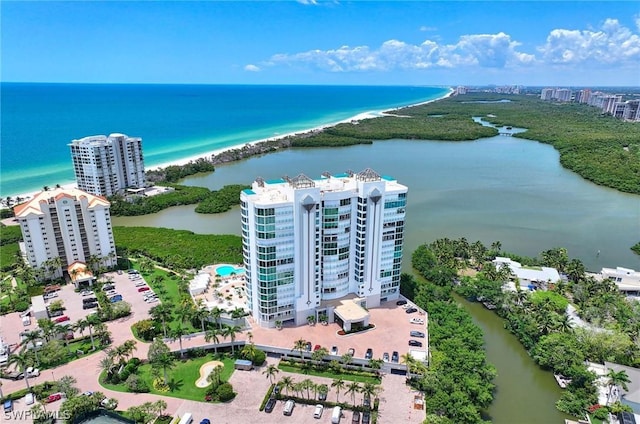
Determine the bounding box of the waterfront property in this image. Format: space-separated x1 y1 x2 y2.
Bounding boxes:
493 257 560 290
190 264 249 315
240 168 407 328
600 266 640 295
69 133 146 197
13 187 116 280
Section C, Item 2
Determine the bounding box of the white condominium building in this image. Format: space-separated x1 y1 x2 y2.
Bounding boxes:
14 187 116 280
69 133 146 197
241 168 407 328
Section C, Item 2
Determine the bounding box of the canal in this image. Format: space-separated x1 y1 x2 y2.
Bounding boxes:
454 294 572 423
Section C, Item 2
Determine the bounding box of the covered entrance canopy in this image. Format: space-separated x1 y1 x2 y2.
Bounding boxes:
68 261 94 289
333 297 370 332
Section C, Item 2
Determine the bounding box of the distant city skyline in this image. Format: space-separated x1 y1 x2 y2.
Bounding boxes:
1 1 639 86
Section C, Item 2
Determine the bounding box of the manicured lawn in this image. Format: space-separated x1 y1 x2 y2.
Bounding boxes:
100 355 236 402
278 362 381 384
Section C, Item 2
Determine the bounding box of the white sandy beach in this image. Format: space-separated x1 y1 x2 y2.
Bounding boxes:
3 88 453 206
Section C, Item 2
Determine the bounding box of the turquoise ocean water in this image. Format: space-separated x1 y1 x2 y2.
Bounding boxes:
0 83 449 197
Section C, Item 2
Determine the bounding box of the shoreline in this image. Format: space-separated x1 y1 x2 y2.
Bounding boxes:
1 88 453 204
148 87 454 170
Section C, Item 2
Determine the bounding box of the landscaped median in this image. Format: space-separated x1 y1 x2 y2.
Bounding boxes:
99 352 236 402
277 358 381 384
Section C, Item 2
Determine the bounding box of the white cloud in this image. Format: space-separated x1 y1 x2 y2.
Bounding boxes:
244 64 261 72
262 32 534 72
420 26 437 32
538 18 640 65
251 18 638 74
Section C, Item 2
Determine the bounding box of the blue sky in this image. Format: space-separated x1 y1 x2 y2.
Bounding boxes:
2 1 639 86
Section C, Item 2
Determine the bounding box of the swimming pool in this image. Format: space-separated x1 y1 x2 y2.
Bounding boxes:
216 265 245 277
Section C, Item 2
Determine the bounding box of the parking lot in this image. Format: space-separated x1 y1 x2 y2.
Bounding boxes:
248 298 429 364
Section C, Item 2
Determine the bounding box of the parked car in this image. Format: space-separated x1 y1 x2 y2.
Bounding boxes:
45 393 63 404
347 347 355 356
135 281 147 287
145 298 159 304
405 307 418 314
410 318 425 325
410 330 425 338
80 290 94 296
318 390 327 401
4 371 24 380
54 316 70 323
62 332 75 340
117 270 123 275
382 352 390 362
330 346 338 355
264 397 276 413
82 391 94 396
102 284 115 291
408 340 423 347
137 286 151 292
396 299 407 306
313 344 321 352
43 292 58 300
365 348 373 359
313 404 324 419
109 294 123 303
48 309 64 317
26 367 40 377
83 297 97 303
283 399 295 416
352 410 361 423
200 419 211 424
363 394 371 408
83 302 98 310
305 342 312 351
391 351 399 363
362 410 371 424
3 399 13 413
25 392 35 405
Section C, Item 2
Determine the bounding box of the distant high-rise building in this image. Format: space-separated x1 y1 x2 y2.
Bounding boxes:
14 187 116 280
554 89 572 102
241 169 407 328
622 100 640 121
69 133 146 197
540 88 555 101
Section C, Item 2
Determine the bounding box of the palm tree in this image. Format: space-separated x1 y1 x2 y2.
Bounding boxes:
401 353 416 380
37 318 56 342
86 314 102 350
312 346 329 364
205 328 221 355
292 338 308 362
280 376 294 396
169 324 187 358
150 304 173 337
368 358 384 375
360 382 380 403
21 330 42 364
56 324 73 354
209 307 223 329
346 381 361 405
340 353 353 368
150 352 175 386
331 378 345 402
606 369 631 405
262 364 279 385
223 325 241 354
8 350 33 391
121 340 137 362
99 355 117 379
207 364 224 386
193 299 209 332
301 378 314 400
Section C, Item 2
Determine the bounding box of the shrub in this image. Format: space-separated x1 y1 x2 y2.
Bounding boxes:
259 384 276 411
216 382 236 402
251 349 266 366
125 374 150 393
15 301 29 312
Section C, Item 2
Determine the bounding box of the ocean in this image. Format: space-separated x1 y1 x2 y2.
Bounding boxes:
0 83 449 197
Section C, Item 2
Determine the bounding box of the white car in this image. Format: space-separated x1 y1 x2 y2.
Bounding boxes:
313 404 324 419
145 298 159 304
81 290 94 297
135 281 147 287
410 318 425 325
24 393 35 405
26 367 40 377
